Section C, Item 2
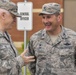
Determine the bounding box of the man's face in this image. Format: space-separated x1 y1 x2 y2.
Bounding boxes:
3 11 16 30
41 14 61 33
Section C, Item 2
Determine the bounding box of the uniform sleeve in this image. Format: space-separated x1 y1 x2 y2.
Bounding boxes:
0 56 24 73
27 40 36 75
0 44 24 74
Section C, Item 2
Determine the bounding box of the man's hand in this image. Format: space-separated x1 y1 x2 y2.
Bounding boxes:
20 50 35 64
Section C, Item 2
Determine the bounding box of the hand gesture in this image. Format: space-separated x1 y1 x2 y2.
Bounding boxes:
20 50 35 64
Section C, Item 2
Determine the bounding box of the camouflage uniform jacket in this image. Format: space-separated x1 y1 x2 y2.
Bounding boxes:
0 31 24 75
27 26 76 75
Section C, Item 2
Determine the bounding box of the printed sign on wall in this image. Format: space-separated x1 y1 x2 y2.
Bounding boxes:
17 2 33 30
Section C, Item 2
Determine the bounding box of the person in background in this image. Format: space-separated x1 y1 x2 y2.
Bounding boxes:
27 2 76 75
0 0 35 75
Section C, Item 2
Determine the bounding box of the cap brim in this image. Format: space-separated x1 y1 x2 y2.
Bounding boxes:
39 11 54 16
10 11 21 17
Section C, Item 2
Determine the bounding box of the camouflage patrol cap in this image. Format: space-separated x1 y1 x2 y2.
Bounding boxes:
39 3 61 15
0 0 20 17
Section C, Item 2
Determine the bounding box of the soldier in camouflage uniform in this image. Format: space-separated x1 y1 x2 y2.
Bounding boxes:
0 0 35 75
27 3 76 75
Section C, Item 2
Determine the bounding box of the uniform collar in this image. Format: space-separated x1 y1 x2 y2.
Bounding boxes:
0 31 4 37
59 26 69 39
40 26 69 45
0 31 10 42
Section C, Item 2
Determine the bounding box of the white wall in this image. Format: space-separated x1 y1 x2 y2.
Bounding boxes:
64 0 76 31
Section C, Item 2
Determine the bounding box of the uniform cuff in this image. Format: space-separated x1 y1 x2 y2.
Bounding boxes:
16 56 25 68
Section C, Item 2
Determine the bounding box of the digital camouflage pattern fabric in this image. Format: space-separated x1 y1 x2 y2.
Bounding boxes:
0 0 19 16
0 31 24 75
39 3 61 15
27 26 76 75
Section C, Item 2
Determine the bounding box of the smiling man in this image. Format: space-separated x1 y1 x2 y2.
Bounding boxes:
27 2 76 75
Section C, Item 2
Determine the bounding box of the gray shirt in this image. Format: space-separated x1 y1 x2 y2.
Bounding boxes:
27 26 76 75
0 31 24 75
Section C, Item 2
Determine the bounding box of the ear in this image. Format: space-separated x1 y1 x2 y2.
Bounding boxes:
57 14 62 22
1 12 6 20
